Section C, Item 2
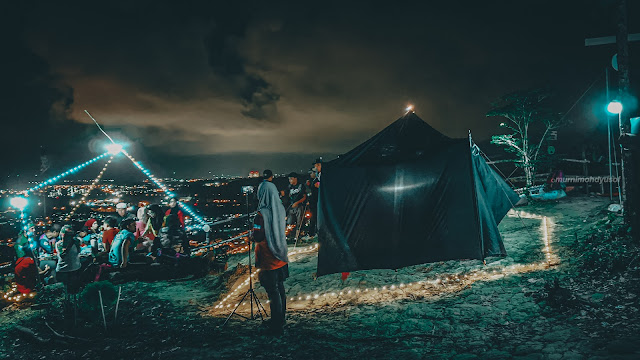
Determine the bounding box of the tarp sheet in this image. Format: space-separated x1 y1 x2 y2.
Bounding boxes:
316 113 519 276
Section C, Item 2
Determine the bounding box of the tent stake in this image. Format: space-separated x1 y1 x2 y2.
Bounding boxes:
98 290 107 331
114 286 122 322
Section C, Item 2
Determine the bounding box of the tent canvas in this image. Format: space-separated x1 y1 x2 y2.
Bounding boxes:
316 113 519 276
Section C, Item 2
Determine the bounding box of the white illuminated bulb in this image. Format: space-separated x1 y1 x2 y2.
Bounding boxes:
406 104 414 112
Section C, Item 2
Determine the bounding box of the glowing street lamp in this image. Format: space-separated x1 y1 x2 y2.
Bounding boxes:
605 100 625 208
606 100 623 115
10 197 28 211
106 143 123 155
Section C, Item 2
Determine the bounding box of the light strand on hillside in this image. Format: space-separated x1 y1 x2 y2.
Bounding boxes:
65 156 114 221
24 152 110 195
212 244 319 310
122 150 206 225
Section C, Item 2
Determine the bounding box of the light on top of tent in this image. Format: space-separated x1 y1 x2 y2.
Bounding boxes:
405 104 414 113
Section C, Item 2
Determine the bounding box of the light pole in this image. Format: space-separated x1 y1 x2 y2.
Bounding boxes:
607 100 625 209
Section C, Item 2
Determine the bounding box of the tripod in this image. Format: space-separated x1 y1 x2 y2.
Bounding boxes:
292 202 308 249
222 190 267 327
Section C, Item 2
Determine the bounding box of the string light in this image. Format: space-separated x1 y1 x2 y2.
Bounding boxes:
65 156 114 221
212 244 319 310
24 152 111 195
210 215 556 312
122 150 207 225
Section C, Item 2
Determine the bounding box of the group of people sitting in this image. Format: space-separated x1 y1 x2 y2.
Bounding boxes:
12 197 190 296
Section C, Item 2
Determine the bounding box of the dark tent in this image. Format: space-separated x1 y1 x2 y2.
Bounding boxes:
316 112 520 276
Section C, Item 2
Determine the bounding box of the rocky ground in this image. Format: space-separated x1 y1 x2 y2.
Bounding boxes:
1 195 639 359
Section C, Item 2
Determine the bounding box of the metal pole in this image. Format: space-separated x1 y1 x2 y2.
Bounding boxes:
606 67 613 201
618 112 627 211
246 194 253 319
612 125 623 205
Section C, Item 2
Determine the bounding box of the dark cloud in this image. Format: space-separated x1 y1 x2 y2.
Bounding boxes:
2 0 639 183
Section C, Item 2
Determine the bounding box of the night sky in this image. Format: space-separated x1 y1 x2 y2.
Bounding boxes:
2 0 639 184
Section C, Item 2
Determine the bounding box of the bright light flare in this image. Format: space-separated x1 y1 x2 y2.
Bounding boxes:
10 197 28 210
106 143 123 155
405 104 414 112
607 100 623 115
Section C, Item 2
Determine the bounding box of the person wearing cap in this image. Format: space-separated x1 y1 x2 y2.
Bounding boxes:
115 202 135 225
284 172 306 229
263 169 274 182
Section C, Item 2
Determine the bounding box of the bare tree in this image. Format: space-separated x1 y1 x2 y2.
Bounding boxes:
487 89 562 187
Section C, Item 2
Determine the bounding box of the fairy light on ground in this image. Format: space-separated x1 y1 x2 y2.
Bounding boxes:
1 283 36 304
65 156 114 221
122 150 207 225
211 244 319 310
209 214 556 313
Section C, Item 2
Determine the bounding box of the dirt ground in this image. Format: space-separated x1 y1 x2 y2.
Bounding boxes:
1 195 639 359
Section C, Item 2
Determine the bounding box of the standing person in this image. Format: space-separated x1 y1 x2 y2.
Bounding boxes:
252 171 289 335
158 214 190 261
313 158 322 189
165 197 185 228
55 225 82 294
37 224 61 284
101 216 119 254
109 219 136 268
285 172 306 229
313 158 347 281
305 170 319 238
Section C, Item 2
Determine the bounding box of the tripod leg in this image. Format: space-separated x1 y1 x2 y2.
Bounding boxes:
222 290 252 327
253 292 268 319
293 204 307 249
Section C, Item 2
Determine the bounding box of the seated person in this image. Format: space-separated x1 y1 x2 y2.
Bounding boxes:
109 219 136 269
14 257 50 295
77 226 93 256
101 216 119 254
37 224 61 284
